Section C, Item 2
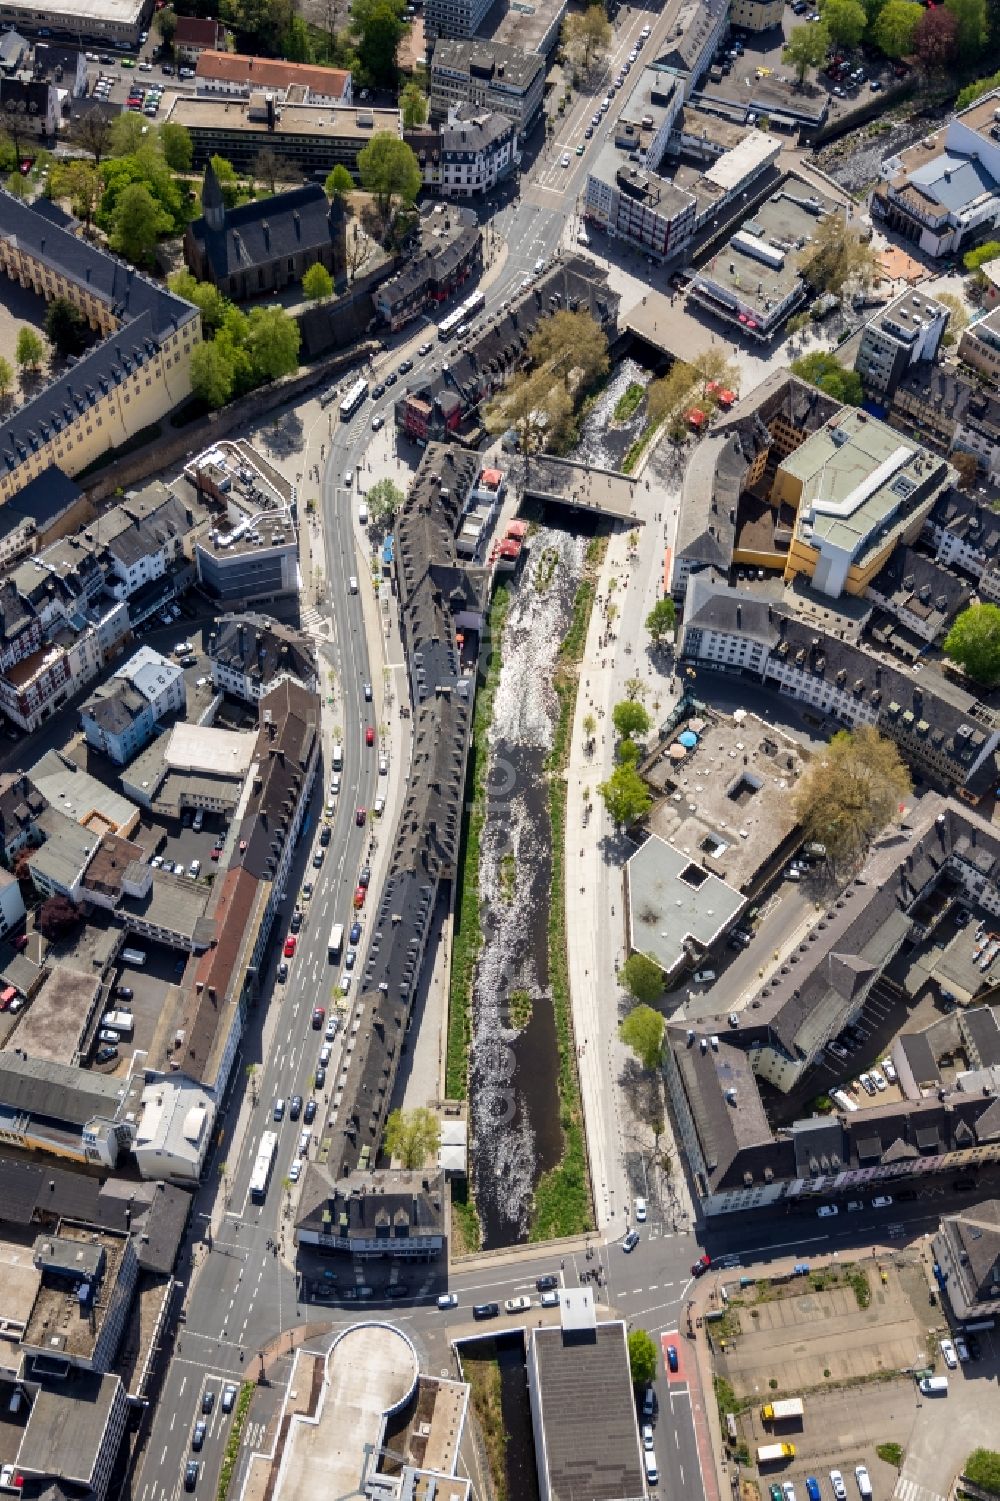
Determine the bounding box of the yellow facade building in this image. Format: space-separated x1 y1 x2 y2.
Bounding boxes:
0 191 199 506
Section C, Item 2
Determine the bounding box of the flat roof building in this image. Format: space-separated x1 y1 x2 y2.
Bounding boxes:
626 834 746 979
165 95 402 176
0 0 147 44
527 1302 645 1501
856 288 950 399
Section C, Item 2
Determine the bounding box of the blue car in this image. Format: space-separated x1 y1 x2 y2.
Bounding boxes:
806 1479 822 1501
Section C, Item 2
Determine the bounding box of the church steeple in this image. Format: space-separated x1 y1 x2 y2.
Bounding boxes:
201 160 226 233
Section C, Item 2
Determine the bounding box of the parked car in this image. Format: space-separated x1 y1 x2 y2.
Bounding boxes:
505 1296 531 1313
95 1045 118 1064
940 1338 958 1369
540 1289 560 1307
283 936 296 958
871 1194 893 1208
691 1254 711 1277
98 1029 121 1044
692 969 715 984
830 1474 847 1501
817 1204 838 1217
666 1345 678 1372
634 1197 647 1221
304 1099 317 1124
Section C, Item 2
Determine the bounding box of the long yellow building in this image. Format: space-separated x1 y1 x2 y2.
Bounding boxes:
0 191 200 506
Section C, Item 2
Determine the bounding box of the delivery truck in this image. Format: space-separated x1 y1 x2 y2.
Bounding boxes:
757 1444 795 1465
102 1011 134 1037
761 1398 804 1423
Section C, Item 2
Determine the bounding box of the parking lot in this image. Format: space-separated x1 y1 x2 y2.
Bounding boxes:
98 947 182 1073
717 1261 927 1400
747 1381 914 1501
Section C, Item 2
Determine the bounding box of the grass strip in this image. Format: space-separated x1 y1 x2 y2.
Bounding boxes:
622 418 663 475
446 586 510 1100
613 382 645 423
450 1176 482 1254
216 1382 254 1501
463 1347 507 1501
529 537 606 1240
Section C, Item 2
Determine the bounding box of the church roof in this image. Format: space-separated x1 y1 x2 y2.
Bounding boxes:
187 175 343 280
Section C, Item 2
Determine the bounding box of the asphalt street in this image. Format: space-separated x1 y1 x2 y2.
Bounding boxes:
124 6 982 1501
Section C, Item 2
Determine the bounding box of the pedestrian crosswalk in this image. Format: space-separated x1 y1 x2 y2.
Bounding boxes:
895 1476 946 1501
299 605 330 637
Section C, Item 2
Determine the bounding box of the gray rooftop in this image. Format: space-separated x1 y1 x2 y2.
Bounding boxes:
627 834 745 973
531 1319 645 1501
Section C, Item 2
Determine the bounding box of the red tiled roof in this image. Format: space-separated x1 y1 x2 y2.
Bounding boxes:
195 50 350 99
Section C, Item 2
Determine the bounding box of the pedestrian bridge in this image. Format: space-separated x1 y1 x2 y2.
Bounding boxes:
521 455 643 524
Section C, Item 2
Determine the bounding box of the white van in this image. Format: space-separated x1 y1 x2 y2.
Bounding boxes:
192 809 204 832
359 503 369 525
332 744 343 772
919 1375 948 1395
121 948 147 967
643 1450 659 1486
103 1010 134 1037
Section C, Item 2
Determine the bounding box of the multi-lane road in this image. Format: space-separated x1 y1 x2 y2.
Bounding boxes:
126 4 979 1500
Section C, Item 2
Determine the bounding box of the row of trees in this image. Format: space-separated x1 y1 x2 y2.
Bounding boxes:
484 308 610 455
782 0 988 85
167 271 301 406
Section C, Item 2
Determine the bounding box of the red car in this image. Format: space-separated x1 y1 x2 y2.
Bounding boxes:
691 1254 711 1278
210 846 223 861
353 885 366 909
366 726 375 747
355 806 367 826
283 936 297 958
311 1006 325 1029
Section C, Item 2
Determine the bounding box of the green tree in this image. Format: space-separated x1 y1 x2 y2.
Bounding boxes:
874 0 922 56
645 597 676 644
612 699 651 741
628 1328 658 1386
167 271 230 333
325 163 354 199
357 132 421 225
283 13 312 59
793 726 911 865
110 111 153 158
791 351 864 405
160 121 193 171
648 361 698 426
562 3 612 72
400 80 428 127
619 1000 665 1064
352 0 406 85
5 171 27 200
367 476 404 524
801 212 878 296
155 4 177 45
0 356 12 401
49 159 101 227
245 305 300 380
821 0 867 44
598 764 652 827
15 327 45 371
782 22 830 84
190 340 235 409
383 1106 441 1169
44 298 87 357
964 240 1000 272
529 308 609 389
109 182 171 264
944 0 987 59
958 69 1000 109
965 1452 1000 1498
302 261 334 300
944 602 1000 684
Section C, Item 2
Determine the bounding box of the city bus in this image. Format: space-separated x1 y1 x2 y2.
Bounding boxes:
339 378 369 422
439 291 486 340
249 1130 278 1204
328 923 345 963
438 306 465 341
